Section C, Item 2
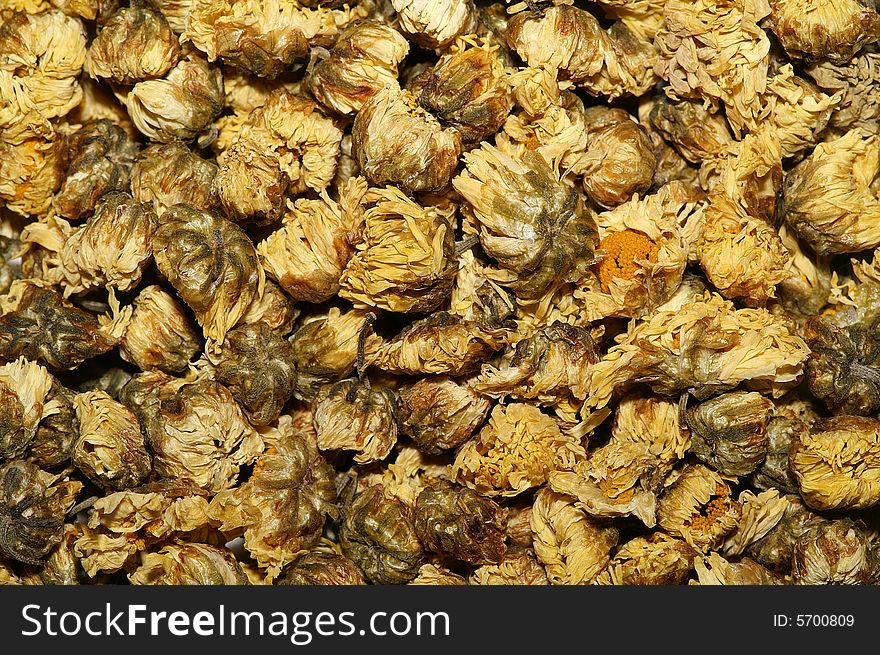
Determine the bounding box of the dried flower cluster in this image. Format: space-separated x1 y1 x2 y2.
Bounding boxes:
3 0 880 588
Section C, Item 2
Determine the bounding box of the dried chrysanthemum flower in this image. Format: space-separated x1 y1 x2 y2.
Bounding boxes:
448 249 516 326
408 563 467 585
71 390 151 491
392 0 477 50
766 0 880 63
806 52 880 136
586 291 810 409
685 391 774 477
0 357 55 461
751 407 810 494
789 415 880 511
85 3 180 85
54 119 139 221
130 141 218 216
0 133 65 218
777 223 833 317
52 0 120 22
352 86 462 195
22 192 158 296
530 488 617 585
129 543 249 585
308 20 409 116
27 379 77 469
357 443 453 506
594 533 696 585
0 10 86 141
183 0 371 78
0 280 127 371
410 35 511 147
745 496 828 572
258 177 366 304
212 321 297 427
453 143 598 299
278 549 365 586
125 50 224 143
338 484 425 585
152 204 264 343
0 460 82 565
414 481 506 565
397 375 491 454
507 4 657 100
783 129 880 255
239 279 298 336
364 312 508 377
313 379 397 465
656 464 742 552
791 519 875 585
452 402 585 497
289 307 369 399
338 186 455 313
215 91 342 223
469 552 548 585
693 552 782 585
208 415 337 579
649 97 733 164
576 108 656 208
722 489 790 557
119 285 200 374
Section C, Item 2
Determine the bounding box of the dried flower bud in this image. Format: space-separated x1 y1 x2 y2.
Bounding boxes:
649 97 733 164
126 50 224 143
0 357 55 460
119 285 200 374
411 36 511 147
208 415 337 579
27 380 77 469
339 484 425 585
308 20 409 116
789 415 880 511
656 464 742 552
454 144 598 299
131 141 218 216
685 391 774 477
398 375 491 454
54 119 139 221
392 0 477 50
409 563 467 585
215 91 342 223
72 390 150 491
470 552 549 585
530 488 617 585
239 279 299 336
414 481 506 565
783 129 880 255
278 551 365 586
129 543 249 585
0 134 65 218
594 533 696 585
767 0 880 63
792 519 875 585
365 312 508 377
259 177 366 303
806 52 880 136
452 402 585 497
694 552 782 585
0 460 82 565
85 4 180 84
56 0 121 22
212 322 297 427
722 489 790 557
313 379 398 465
338 186 456 313
353 87 462 194
152 204 264 343
448 249 516 326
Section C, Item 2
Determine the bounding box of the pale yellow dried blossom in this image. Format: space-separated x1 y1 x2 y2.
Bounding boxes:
777 223 833 316
124 50 224 143
392 0 477 50
790 416 880 511
507 4 658 100
215 90 342 223
119 285 201 374
654 0 771 124
84 4 180 84
308 20 409 116
0 356 56 459
448 249 515 324
129 543 249 585
131 141 218 216
452 402 585 497
693 552 782 585
184 0 372 78
20 193 157 297
70 77 135 137
791 519 874 585
530 488 617 585
1 1 50 20
657 464 742 552
0 10 86 142
469 553 549 585
72 390 151 491
86 485 212 539
807 52 880 136
698 189 790 306
723 490 789 557
259 177 366 304
594 533 696 585
146 0 192 33
409 564 467 585
648 96 734 164
51 0 116 22
352 86 462 195
586 291 809 409
453 142 598 299
766 0 880 63
357 445 452 506
783 129 880 255
238 279 298 335
0 133 63 217
73 526 141 577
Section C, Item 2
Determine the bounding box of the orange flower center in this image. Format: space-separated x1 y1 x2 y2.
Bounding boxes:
594 230 659 293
